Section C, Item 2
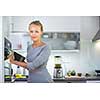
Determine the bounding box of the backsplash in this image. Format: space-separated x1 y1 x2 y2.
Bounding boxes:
47 40 100 77
10 40 100 78
47 51 80 78
7 35 100 78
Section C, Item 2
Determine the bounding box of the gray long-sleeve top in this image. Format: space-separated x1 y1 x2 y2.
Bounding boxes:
26 44 53 83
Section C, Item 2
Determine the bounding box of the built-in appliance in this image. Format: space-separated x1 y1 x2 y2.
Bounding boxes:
4 37 25 62
4 37 26 82
4 37 12 60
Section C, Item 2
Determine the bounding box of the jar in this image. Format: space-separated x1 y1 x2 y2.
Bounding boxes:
54 56 62 68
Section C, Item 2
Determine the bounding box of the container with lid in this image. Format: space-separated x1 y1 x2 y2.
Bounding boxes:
54 56 62 68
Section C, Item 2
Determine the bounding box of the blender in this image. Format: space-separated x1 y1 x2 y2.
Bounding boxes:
53 56 63 78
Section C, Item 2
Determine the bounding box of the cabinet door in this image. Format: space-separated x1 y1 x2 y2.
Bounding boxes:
11 16 80 32
34 16 80 32
9 34 32 50
3 16 11 37
42 32 80 51
11 16 33 32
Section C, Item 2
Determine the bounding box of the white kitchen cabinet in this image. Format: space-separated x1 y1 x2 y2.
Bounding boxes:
11 16 34 32
9 33 32 51
10 16 80 33
34 16 80 32
2 16 12 37
42 32 80 51
80 16 99 40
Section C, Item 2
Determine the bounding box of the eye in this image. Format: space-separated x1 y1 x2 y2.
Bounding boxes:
35 31 39 33
30 31 33 33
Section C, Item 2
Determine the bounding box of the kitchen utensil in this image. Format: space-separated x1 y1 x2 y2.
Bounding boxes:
14 52 25 62
53 56 63 78
54 56 62 68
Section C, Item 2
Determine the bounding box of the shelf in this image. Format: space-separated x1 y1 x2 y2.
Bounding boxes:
51 50 80 53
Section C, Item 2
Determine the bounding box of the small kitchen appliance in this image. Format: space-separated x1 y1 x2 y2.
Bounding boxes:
53 56 63 78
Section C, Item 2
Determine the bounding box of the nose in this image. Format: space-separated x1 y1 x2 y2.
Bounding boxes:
30 32 36 36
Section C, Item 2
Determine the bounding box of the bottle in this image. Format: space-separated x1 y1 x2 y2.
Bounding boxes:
16 66 22 78
16 66 21 74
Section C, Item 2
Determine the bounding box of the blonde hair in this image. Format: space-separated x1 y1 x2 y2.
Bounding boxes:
29 20 43 32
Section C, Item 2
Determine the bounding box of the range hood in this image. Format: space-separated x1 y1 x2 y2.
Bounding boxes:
92 29 100 42
92 17 100 42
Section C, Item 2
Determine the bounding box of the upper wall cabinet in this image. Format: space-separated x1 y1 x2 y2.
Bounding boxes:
11 16 34 32
2 16 11 37
80 16 99 40
34 16 80 32
10 16 80 33
42 32 80 51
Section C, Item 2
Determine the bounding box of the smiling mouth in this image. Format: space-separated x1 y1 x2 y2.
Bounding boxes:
31 37 37 40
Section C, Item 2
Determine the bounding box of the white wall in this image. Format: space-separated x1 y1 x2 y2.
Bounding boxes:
2 16 10 37
47 52 80 78
47 16 100 77
79 16 100 75
0 16 4 82
4 16 100 78
92 41 100 69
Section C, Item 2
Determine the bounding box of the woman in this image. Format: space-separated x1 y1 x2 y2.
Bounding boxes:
9 20 53 83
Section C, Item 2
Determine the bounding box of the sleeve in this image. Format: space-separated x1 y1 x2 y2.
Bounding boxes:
26 46 50 71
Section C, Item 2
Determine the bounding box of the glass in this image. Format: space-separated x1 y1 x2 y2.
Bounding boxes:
54 56 62 68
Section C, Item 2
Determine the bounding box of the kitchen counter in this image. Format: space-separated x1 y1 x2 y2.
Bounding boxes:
5 76 100 83
5 76 28 83
53 76 100 83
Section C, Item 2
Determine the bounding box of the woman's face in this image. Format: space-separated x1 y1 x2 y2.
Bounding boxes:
29 24 43 42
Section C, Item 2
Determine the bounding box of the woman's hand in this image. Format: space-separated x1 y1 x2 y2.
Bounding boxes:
9 53 15 64
9 53 27 68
